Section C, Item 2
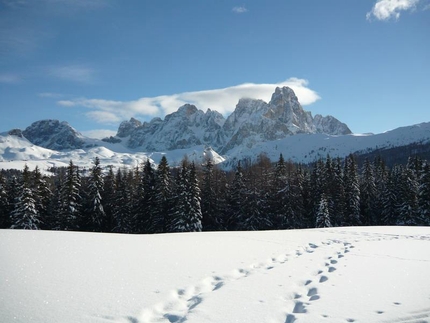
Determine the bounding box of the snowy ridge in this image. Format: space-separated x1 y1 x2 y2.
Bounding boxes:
1 227 429 323
1 122 430 172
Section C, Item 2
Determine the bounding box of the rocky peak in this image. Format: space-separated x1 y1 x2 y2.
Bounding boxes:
117 117 142 138
22 119 84 150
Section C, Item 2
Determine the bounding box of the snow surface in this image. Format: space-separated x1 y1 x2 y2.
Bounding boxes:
1 227 429 323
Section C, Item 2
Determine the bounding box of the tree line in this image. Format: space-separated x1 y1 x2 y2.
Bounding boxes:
0 153 429 233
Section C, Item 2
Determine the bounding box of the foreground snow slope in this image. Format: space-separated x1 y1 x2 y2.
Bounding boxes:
1 227 429 323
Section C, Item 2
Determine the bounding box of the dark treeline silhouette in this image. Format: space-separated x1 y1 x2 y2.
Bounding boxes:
1 153 429 233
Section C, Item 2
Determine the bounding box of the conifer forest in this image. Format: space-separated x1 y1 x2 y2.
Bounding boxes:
1 153 429 233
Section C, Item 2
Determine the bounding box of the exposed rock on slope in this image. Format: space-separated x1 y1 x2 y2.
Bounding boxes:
22 120 85 150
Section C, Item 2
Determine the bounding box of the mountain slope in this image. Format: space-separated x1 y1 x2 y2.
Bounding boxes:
116 86 350 152
1 122 429 172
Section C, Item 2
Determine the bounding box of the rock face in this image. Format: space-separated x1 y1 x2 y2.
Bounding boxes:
16 87 351 153
22 120 85 150
117 86 351 152
124 104 226 150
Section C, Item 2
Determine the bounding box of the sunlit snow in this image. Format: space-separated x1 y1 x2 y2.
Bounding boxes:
1 227 429 323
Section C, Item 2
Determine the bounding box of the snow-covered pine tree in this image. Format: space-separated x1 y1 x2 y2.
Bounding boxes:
397 166 419 225
10 165 40 230
269 154 289 229
187 162 203 232
153 156 172 233
360 158 377 225
373 156 388 225
225 161 247 230
418 163 430 225
171 160 202 232
112 168 133 233
0 172 10 228
85 157 106 232
201 158 221 231
32 166 52 229
381 167 401 225
330 157 346 227
343 155 361 226
315 194 331 228
58 160 82 230
102 165 116 231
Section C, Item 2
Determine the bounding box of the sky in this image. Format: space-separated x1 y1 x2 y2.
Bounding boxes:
0 0 429 139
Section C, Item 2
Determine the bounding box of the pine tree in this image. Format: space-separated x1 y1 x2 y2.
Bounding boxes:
397 167 419 225
32 166 53 229
58 160 82 230
102 165 116 231
225 161 247 230
10 165 40 229
381 167 400 225
153 156 173 232
418 163 430 225
201 158 221 231
0 172 10 228
269 154 289 229
171 161 202 232
360 159 377 225
343 155 361 226
315 194 331 228
85 157 106 231
112 168 133 233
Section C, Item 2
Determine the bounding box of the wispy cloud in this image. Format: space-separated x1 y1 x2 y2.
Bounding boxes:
57 78 321 125
48 65 95 84
232 6 248 14
38 92 64 98
81 129 117 139
0 73 21 84
366 0 420 21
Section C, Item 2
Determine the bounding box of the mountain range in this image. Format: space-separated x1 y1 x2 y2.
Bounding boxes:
1 86 429 172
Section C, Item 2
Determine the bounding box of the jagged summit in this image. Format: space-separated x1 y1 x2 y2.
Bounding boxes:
22 119 85 150
8 87 351 154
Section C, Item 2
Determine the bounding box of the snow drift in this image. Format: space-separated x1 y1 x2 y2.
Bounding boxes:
1 227 429 323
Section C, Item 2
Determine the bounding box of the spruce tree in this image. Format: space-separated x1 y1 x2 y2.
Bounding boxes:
58 160 82 230
201 158 221 231
397 167 419 225
85 157 106 231
154 156 173 232
343 155 361 226
0 172 10 228
102 166 116 231
315 194 331 228
10 165 40 230
112 168 133 233
171 160 202 232
226 161 247 230
360 159 377 225
418 163 430 225
32 166 53 229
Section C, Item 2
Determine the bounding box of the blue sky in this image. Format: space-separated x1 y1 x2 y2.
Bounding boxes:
0 0 429 138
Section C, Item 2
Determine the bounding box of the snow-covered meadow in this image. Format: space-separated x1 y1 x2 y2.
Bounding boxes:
1 227 429 323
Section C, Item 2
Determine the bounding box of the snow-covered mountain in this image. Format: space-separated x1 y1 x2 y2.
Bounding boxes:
114 86 350 152
0 86 429 172
1 121 430 173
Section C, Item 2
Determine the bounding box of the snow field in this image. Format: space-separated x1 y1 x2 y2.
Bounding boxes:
1 227 429 323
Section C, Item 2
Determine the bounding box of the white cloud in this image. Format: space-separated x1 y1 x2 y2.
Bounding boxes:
232 6 248 14
81 129 117 139
0 73 21 84
366 0 420 20
48 65 95 83
38 92 63 98
57 78 321 125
